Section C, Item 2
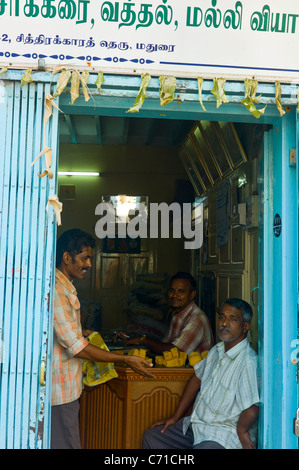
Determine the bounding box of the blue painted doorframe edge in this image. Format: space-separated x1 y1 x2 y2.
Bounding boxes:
1 69 298 448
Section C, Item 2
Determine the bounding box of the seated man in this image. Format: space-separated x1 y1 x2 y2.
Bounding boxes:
142 298 259 450
117 272 214 355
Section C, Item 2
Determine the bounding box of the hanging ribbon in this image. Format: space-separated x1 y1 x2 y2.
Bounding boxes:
211 78 229 108
159 75 176 106
127 73 151 113
275 81 285 117
197 77 207 111
31 94 62 179
31 93 63 226
31 146 53 178
241 79 266 119
46 195 63 226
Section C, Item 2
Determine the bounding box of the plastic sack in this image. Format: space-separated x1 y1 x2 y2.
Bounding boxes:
82 331 118 386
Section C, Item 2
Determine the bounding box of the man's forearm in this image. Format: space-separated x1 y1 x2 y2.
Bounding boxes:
172 374 201 420
237 404 259 449
75 343 129 364
142 337 175 354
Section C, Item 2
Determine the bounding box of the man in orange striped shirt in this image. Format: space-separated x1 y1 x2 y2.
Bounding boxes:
51 229 153 449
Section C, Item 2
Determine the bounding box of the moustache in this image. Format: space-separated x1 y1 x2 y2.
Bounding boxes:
219 326 232 333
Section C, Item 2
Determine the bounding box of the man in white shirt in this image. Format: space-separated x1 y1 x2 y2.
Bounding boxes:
142 298 259 449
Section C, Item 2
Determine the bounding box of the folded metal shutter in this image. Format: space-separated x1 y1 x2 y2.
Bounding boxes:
0 77 59 448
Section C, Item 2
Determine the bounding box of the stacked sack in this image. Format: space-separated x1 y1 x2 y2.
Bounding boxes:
125 273 170 341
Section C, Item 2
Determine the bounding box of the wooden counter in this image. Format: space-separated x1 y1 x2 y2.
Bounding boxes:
79 365 194 449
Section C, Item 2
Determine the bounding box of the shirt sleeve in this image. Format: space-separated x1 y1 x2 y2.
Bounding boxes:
171 314 204 354
54 288 88 358
236 354 260 411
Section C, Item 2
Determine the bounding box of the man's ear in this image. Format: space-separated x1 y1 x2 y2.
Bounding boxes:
243 321 251 335
62 251 72 265
191 289 196 300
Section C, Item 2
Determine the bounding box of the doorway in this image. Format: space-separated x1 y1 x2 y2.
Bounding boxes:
54 75 298 449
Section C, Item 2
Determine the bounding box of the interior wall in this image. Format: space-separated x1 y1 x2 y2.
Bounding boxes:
193 123 264 351
57 143 192 326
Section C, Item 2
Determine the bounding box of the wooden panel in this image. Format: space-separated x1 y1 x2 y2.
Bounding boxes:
80 366 194 449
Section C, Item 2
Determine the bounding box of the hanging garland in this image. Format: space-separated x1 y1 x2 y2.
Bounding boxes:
0 66 297 227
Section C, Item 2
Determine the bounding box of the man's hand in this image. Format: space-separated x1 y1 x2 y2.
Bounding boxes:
113 331 131 343
125 355 154 378
236 404 258 449
237 431 256 449
151 415 178 434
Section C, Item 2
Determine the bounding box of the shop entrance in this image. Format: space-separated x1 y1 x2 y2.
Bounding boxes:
1 72 297 449
57 105 267 444
57 115 262 343
56 75 298 449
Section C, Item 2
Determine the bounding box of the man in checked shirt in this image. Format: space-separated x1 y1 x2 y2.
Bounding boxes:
116 272 214 355
51 228 153 449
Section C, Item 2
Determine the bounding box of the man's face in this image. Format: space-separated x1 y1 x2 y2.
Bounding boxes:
168 278 196 313
218 303 250 349
63 246 93 282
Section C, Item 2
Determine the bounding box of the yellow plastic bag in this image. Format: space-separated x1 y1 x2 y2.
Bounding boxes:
82 332 118 386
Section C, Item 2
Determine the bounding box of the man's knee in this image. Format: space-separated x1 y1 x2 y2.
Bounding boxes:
142 425 163 449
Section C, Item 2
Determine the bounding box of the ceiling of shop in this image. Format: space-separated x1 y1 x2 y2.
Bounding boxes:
59 114 196 147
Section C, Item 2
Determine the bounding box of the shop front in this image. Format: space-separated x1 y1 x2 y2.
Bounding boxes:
0 0 299 449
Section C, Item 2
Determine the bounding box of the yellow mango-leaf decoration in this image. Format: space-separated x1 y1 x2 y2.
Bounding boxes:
275 81 285 117
159 75 176 106
20 68 33 88
211 78 229 108
80 71 90 102
53 69 71 98
127 73 151 113
197 77 207 111
46 195 63 226
95 71 105 94
0 66 8 75
241 79 266 119
70 70 80 105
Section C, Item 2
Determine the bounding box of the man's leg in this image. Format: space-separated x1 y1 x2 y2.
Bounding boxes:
142 418 193 449
51 399 81 449
194 440 225 449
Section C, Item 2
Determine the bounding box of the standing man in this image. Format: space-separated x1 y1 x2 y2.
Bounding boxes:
116 272 214 355
142 298 259 449
51 228 153 449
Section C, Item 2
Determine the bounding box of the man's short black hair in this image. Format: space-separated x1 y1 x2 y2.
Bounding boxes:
170 272 197 291
56 229 95 267
221 298 253 323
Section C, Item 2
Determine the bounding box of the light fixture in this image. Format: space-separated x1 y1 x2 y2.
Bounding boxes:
58 171 100 176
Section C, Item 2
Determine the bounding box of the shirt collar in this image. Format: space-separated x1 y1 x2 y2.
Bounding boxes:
55 268 77 295
172 301 195 320
216 337 249 360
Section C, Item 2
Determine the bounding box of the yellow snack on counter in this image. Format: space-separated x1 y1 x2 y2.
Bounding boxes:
170 347 179 358
189 351 201 358
201 350 209 359
188 351 202 367
138 348 147 358
113 349 125 355
145 357 153 364
128 348 140 356
165 358 180 367
155 356 165 366
179 351 187 362
163 350 173 361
